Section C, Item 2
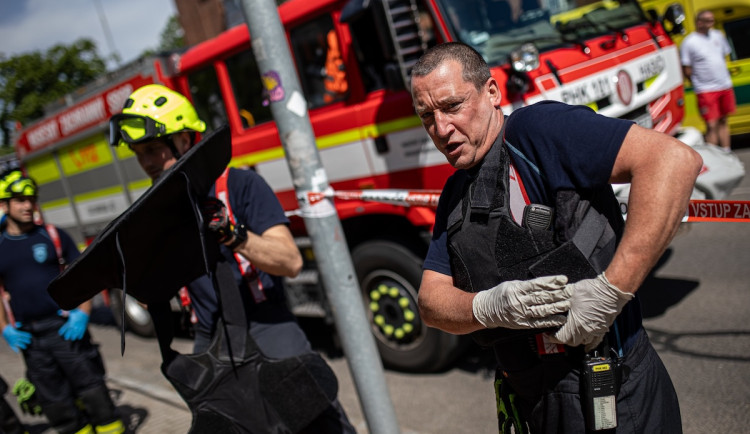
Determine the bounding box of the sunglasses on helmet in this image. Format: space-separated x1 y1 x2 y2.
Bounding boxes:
109 113 167 147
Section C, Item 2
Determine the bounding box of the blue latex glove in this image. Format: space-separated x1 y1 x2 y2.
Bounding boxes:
2 323 32 353
58 309 89 341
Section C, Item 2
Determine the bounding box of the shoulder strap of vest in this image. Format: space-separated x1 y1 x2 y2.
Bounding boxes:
45 224 65 270
471 124 508 217
446 173 468 230
447 121 509 228
508 163 530 224
214 168 266 303
216 168 233 222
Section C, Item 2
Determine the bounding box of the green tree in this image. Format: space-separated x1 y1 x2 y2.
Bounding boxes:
140 14 186 59
159 15 186 51
0 38 106 148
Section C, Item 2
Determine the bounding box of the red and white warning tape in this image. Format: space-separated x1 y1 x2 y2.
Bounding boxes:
306 189 442 208
684 200 750 222
299 189 750 223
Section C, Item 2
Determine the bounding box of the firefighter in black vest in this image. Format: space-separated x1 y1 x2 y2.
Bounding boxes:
411 42 702 433
0 171 124 434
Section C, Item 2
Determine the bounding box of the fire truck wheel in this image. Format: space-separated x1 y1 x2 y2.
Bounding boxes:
108 289 156 337
352 240 468 372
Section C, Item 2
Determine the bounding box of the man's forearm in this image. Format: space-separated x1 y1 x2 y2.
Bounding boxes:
606 132 702 293
0 298 10 330
77 300 93 315
418 270 483 335
232 225 303 278
682 65 692 82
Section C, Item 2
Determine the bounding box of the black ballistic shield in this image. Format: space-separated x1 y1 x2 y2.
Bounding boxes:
48 126 232 309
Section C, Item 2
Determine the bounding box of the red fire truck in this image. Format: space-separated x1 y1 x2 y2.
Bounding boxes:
15 0 687 371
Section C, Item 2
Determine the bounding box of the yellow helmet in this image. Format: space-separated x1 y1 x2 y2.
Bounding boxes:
0 171 37 200
108 84 206 147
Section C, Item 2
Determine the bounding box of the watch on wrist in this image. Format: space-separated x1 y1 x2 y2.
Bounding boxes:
227 223 247 250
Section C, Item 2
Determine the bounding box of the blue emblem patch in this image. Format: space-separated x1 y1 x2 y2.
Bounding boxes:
33 244 48 263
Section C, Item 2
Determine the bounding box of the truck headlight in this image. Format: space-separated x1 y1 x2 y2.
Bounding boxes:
510 43 540 73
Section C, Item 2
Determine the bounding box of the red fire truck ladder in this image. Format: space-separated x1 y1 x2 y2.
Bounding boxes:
382 0 428 87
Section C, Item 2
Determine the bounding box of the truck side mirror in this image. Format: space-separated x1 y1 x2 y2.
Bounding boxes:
663 3 686 35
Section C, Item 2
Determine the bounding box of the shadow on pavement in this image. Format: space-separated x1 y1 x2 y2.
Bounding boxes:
108 388 149 433
638 275 699 319
453 344 496 378
646 327 750 363
116 404 149 434
297 317 346 361
637 248 699 319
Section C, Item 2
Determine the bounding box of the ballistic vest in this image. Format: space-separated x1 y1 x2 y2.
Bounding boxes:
445 131 622 357
150 259 338 434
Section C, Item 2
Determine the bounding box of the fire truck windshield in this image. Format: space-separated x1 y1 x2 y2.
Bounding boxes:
436 0 647 66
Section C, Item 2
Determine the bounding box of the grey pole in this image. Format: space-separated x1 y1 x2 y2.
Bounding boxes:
237 1 401 433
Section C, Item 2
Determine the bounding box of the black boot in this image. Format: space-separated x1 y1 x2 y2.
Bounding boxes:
42 400 87 434
0 397 26 434
76 385 123 433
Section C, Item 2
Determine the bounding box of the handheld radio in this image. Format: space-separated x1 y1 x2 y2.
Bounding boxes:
582 352 618 431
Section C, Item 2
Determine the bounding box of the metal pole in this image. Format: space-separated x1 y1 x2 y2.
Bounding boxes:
92 0 122 67
237 1 400 433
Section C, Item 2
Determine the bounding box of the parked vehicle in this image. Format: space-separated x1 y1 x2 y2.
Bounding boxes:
640 0 750 135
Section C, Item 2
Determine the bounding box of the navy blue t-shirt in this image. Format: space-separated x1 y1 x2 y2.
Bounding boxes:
424 101 642 352
0 225 81 322
187 167 294 333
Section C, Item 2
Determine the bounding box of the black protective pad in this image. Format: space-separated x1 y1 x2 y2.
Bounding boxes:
528 240 598 284
156 260 338 434
259 353 339 433
165 324 338 434
48 126 232 309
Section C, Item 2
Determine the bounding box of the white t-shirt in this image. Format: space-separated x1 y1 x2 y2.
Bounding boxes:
680 29 732 92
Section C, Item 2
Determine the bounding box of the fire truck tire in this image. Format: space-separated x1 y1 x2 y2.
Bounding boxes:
352 240 468 372
108 289 156 337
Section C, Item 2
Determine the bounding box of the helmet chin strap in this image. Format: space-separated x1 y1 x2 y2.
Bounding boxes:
165 135 182 160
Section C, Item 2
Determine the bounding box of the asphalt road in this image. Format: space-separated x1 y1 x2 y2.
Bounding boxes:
1 138 749 433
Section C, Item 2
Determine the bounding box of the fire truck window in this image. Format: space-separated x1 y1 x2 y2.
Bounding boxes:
347 0 437 93
187 66 228 131
290 15 348 108
226 49 273 129
724 18 750 61
347 6 390 93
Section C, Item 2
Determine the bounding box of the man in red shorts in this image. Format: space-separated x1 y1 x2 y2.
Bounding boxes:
680 9 736 151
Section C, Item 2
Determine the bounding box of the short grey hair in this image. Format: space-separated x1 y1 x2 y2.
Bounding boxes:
411 42 491 91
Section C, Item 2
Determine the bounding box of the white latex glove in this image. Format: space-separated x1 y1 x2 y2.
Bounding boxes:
472 275 572 330
549 273 634 350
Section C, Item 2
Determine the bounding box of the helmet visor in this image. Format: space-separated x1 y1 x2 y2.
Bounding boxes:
109 113 166 147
